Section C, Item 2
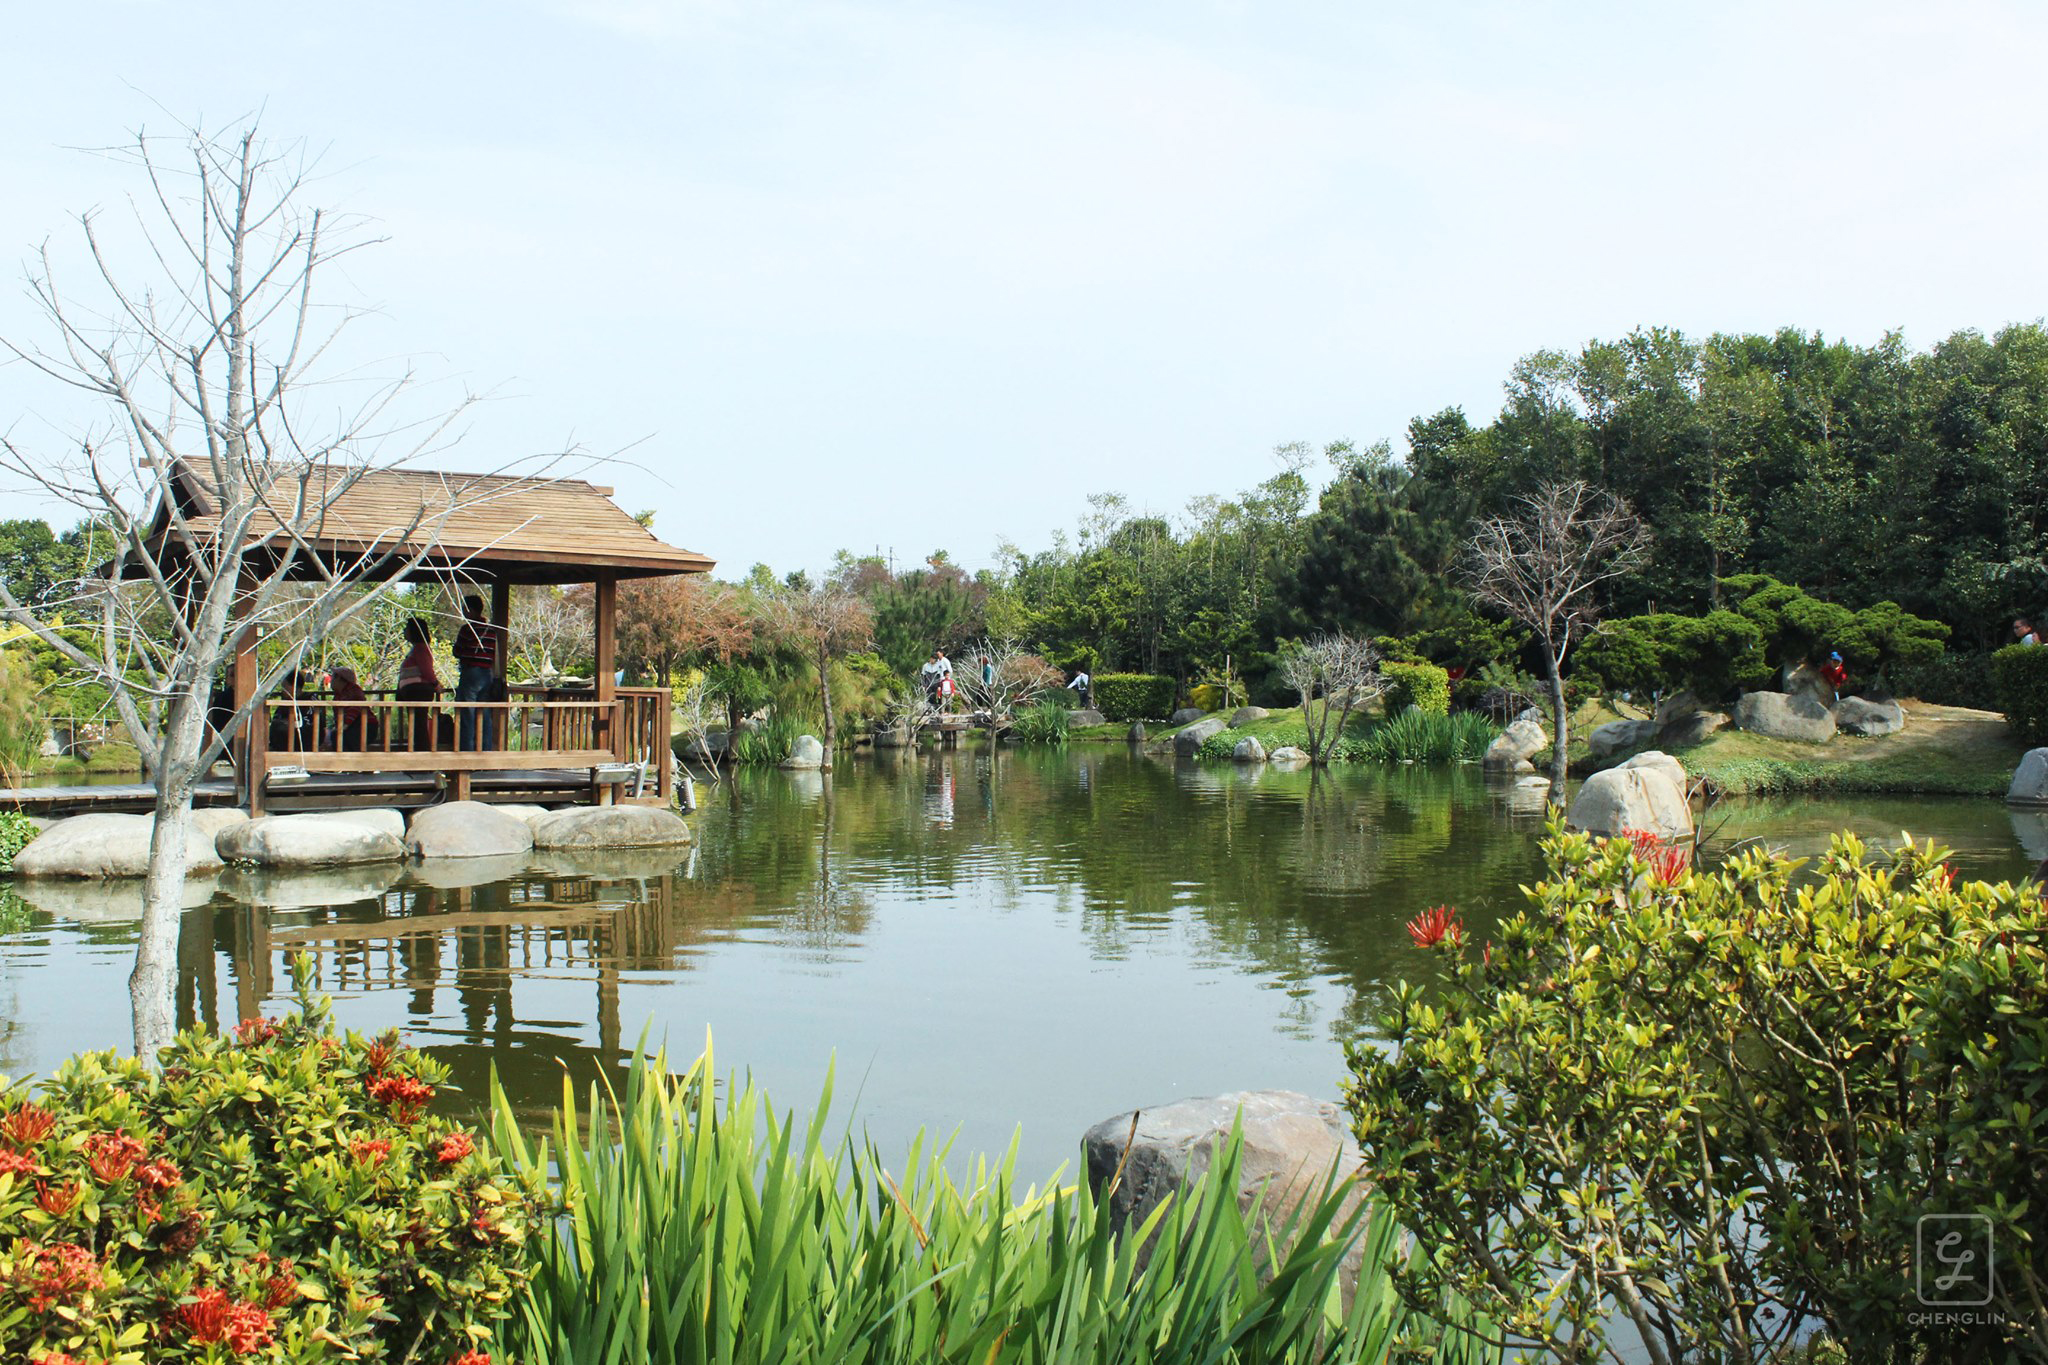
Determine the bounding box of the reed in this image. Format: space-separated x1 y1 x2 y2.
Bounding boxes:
1009 698 1072 745
489 1046 1496 1365
1352 710 1498 764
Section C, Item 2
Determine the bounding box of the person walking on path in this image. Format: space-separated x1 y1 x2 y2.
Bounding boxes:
2018 616 2042 647
1067 666 1092 711
454 595 506 750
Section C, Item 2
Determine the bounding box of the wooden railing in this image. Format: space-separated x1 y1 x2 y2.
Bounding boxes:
251 685 671 810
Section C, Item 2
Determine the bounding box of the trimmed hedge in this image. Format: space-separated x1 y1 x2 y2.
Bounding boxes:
1092 672 1175 722
1993 643 2048 745
1381 661 1450 716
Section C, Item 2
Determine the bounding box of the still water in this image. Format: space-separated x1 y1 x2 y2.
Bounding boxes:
2 746 2041 1181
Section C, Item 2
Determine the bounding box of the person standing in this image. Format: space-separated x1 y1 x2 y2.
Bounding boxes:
454 594 505 750
395 617 440 751
2018 616 2042 647
921 650 944 704
1818 651 1848 701
1067 666 1092 710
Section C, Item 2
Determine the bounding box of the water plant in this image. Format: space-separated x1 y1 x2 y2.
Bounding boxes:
729 710 802 765
1009 697 1071 745
1350 710 1497 764
490 1045 1497 1365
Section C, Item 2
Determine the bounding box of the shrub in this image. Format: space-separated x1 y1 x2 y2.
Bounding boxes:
1720 574 1949 674
0 958 548 1365
1574 610 1769 701
1008 697 1070 745
1346 827 2048 1361
729 710 801 765
490 1046 1495 1365
1090 672 1175 722
1888 650 2002 710
1380 661 1449 716
1993 642 2048 744
0 810 38 875
1351 710 1497 763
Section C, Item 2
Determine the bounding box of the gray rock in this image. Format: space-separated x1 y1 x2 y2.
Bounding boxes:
2012 808 2048 862
13 813 225 879
1067 708 1108 727
217 813 407 869
1227 706 1270 729
1232 736 1268 763
1587 718 1657 761
1083 1091 1369 1294
406 801 536 860
1619 749 1689 795
780 734 826 769
490 803 556 829
1783 662 1836 708
681 731 729 760
221 864 401 909
344 808 407 841
1268 746 1310 766
1833 696 1905 737
2010 748 2048 806
409 852 533 890
1660 710 1729 748
1652 691 1704 727
1482 717 1548 771
190 808 251 842
1733 691 1835 744
531 846 691 881
13 872 219 922
1170 708 1207 726
1507 774 1553 817
1126 721 1146 743
1174 717 1230 756
872 722 913 749
530 805 694 850
1566 758 1692 842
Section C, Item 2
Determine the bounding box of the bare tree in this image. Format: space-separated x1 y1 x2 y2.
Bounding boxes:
1463 481 1650 789
765 582 873 750
508 584 594 681
955 638 1063 741
1277 633 1383 763
0 121 565 1055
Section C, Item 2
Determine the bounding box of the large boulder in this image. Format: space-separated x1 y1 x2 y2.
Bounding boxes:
1834 696 1905 737
13 813 224 879
1126 722 1146 743
1783 662 1836 709
489 803 556 830
780 735 826 769
2010 748 2048 806
1268 746 1310 767
2012 808 2048 863
1227 706 1270 729
1566 752 1692 842
1660 710 1729 748
218 813 407 869
221 864 402 909
1587 718 1657 762
1067 708 1108 727
1232 736 1267 764
530 805 693 850
1482 717 1547 772
872 721 913 749
1734 691 1835 744
1506 773 1553 817
190 808 251 843
1083 1091 1369 1292
406 801 535 860
1169 708 1207 727
1174 717 1230 757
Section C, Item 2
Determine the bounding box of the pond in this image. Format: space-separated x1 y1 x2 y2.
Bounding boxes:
2 745 2041 1181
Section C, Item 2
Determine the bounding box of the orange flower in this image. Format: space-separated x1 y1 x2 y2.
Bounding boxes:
83 1131 147 1184
0 1148 37 1177
14 1241 104 1312
1406 904 1463 949
449 1351 492 1365
1626 829 1690 883
134 1157 181 1192
350 1137 393 1166
435 1131 474 1164
368 1073 436 1123
170 1287 274 1352
233 1017 280 1046
35 1180 81 1216
0 1103 56 1148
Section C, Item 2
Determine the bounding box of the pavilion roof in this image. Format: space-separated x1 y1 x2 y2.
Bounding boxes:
146 461 714 585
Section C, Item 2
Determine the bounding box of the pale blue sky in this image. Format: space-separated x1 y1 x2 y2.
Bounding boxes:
4 1 2045 577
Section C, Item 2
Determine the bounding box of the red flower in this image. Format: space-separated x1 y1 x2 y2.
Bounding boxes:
0 1148 37 1177
1936 861 1957 890
369 1073 435 1124
83 1130 147 1184
1406 904 1463 949
36 1180 81 1216
0 1103 56 1148
470 1208 498 1243
233 1016 280 1046
170 1287 274 1352
263 1262 300 1311
1626 829 1690 884
13 1241 104 1312
363 1035 403 1077
350 1137 393 1166
134 1157 181 1192
449 1351 492 1365
436 1131 474 1164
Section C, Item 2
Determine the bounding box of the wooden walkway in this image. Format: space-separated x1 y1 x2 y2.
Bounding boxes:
0 768 610 817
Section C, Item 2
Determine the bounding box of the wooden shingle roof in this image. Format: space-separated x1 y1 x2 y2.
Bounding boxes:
150 462 714 584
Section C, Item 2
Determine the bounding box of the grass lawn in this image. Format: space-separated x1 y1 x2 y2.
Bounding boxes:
1644 702 2026 797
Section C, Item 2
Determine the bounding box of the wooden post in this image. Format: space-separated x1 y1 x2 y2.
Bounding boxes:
593 576 618 805
491 579 512 755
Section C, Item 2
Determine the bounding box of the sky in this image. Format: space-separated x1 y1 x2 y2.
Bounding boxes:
3 0 2047 579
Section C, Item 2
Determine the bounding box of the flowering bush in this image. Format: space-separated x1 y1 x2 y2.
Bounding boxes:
0 957 548 1364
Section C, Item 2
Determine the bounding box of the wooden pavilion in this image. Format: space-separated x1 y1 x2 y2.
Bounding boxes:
144 462 713 816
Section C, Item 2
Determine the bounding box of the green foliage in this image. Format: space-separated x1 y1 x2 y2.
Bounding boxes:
1888 650 2004 709
1574 609 1769 700
1722 574 1949 676
490 1045 1489 1365
0 811 38 874
0 648 48 782
0 958 548 1364
1992 642 2048 744
729 710 801 765
1350 710 1497 763
1379 661 1449 716
1009 698 1071 745
1346 827 2048 1360
1090 672 1174 722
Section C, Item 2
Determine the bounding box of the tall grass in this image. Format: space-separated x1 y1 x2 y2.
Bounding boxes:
489 1047 1497 1365
1351 710 1498 764
1009 698 1071 745
729 710 802 765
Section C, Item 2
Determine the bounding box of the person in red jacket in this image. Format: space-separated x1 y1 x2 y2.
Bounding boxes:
1818 651 1849 700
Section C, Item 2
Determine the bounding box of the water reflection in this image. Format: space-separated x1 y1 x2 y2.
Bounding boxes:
1 746 2038 1178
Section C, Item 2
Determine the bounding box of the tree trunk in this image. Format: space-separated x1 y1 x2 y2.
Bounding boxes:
818 646 836 751
131 774 198 1058
1546 653 1570 796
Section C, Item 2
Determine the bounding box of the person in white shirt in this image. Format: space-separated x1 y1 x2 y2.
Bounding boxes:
2017 616 2042 647
1067 668 1092 710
